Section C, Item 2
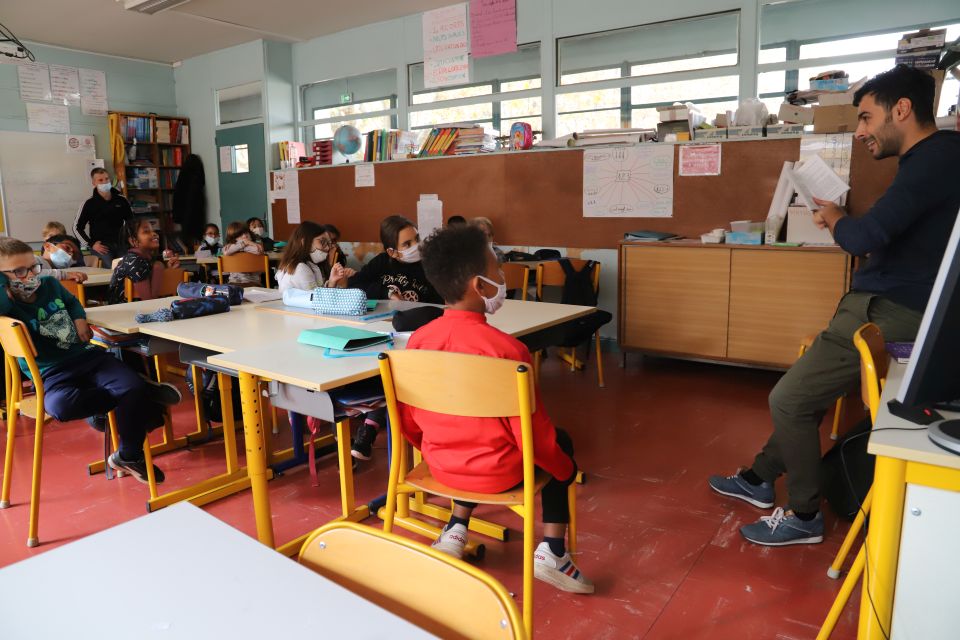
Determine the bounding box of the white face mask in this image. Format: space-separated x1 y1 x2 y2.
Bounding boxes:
50 248 72 268
396 243 421 264
477 273 507 315
310 249 328 264
251 227 265 237
96 182 111 194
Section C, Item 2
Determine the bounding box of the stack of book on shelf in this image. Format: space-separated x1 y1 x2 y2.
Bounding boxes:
451 127 496 155
417 128 461 157
127 167 158 189
157 119 189 144
160 147 184 166
130 195 160 215
160 168 180 189
279 140 307 167
364 130 400 162
120 115 153 142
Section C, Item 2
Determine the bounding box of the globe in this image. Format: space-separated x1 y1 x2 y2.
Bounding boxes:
333 125 362 157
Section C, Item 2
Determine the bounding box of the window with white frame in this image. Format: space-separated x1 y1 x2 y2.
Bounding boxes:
301 69 398 161
408 43 541 137
759 0 960 117
555 11 741 137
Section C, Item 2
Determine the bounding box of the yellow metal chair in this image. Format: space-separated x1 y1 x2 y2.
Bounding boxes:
501 263 529 302
817 322 888 640
378 350 577 638
300 521 525 640
216 253 270 287
59 279 87 307
0 317 157 547
798 335 846 441
533 259 604 388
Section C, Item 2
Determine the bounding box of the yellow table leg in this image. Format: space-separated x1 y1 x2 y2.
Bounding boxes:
858 455 906 639
218 373 240 474
238 371 274 547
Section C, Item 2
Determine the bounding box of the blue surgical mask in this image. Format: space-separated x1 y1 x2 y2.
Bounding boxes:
96 182 111 194
50 248 72 269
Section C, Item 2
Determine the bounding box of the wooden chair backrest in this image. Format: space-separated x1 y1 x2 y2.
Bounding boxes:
501 263 529 301
377 350 534 417
217 254 270 285
59 279 87 307
299 522 525 640
535 259 600 300
853 322 889 422
157 268 189 297
84 254 103 268
0 317 42 388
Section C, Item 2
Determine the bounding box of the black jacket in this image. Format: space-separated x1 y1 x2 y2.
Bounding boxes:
74 188 133 249
347 253 442 304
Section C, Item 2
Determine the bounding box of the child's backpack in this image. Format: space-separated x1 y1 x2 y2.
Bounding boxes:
556 258 612 348
185 365 242 424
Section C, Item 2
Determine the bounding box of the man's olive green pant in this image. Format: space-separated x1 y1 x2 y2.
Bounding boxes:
751 292 923 513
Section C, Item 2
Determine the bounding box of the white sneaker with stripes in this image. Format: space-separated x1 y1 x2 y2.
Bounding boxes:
533 542 594 594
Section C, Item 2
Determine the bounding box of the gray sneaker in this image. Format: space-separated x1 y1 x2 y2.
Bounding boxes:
708 471 775 508
740 507 824 546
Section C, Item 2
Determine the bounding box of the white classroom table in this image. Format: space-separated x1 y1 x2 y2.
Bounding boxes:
86 296 595 553
70 265 113 286
0 503 435 640
858 362 960 639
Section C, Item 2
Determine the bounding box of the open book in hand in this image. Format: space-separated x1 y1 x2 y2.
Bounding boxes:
788 154 850 210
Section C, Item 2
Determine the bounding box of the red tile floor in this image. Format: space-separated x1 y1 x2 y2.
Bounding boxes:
0 353 860 639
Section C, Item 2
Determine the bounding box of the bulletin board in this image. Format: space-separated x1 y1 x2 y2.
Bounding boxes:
271 138 894 249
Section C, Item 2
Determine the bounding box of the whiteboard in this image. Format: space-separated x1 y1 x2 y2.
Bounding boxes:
0 131 97 242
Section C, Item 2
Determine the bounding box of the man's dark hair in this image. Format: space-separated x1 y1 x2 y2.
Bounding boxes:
446 215 467 226
421 224 489 304
379 215 415 250
90 167 108 178
853 64 937 125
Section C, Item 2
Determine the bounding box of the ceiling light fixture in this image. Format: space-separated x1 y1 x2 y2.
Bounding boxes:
119 0 193 15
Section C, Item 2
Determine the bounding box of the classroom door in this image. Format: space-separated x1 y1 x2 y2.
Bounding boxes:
215 123 267 229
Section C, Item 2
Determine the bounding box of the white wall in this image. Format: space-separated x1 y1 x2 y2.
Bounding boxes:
174 39 266 229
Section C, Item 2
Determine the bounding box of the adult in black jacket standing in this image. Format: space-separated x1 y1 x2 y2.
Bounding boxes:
74 167 133 267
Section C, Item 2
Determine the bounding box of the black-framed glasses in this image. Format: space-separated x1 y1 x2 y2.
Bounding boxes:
1 264 42 278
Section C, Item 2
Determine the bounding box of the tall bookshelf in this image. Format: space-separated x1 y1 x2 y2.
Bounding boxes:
107 111 190 232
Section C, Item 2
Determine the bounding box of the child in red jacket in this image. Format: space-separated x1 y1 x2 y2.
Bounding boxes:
401 224 593 594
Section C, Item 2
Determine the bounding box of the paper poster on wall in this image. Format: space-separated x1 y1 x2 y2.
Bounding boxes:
354 163 375 187
17 62 52 102
219 146 233 173
582 144 674 218
417 194 443 238
50 65 81 106
65 134 95 154
422 3 469 88
26 102 69 134
79 68 108 116
470 0 517 58
274 170 301 223
678 143 722 176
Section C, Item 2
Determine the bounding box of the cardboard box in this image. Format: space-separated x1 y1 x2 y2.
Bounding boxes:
787 206 836 245
765 123 805 137
726 125 764 139
730 220 764 233
778 103 815 125
694 128 726 140
724 231 763 245
814 104 858 133
715 113 731 128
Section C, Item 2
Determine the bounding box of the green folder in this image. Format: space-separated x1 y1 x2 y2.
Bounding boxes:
297 325 392 351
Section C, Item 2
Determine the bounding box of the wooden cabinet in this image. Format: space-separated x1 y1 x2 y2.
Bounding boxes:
619 243 851 369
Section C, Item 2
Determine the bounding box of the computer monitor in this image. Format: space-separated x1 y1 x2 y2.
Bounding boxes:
889 206 960 433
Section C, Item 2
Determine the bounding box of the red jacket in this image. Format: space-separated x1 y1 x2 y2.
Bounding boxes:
399 309 574 493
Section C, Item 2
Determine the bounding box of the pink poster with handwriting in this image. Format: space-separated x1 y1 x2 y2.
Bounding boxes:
470 0 517 58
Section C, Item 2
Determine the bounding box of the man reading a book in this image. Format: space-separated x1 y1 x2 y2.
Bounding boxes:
74 167 133 268
709 64 960 546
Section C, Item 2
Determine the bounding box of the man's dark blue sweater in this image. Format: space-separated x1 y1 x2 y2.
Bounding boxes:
833 130 960 311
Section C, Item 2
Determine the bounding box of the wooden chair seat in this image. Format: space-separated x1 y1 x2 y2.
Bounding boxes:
404 463 550 506
17 396 52 423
